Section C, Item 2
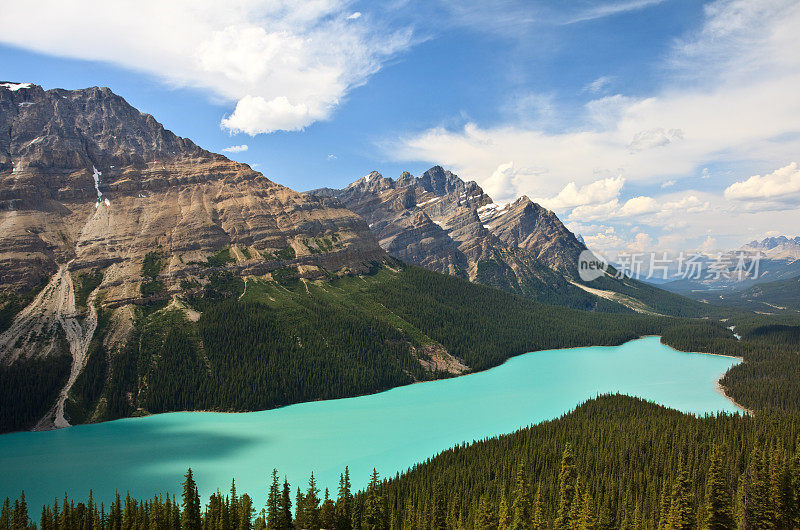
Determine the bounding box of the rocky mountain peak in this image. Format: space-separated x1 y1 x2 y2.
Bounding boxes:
308 166 589 296
418 165 467 196
1 83 209 175
0 83 386 293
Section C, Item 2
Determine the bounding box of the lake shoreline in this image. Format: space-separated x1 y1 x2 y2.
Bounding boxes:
645 334 751 415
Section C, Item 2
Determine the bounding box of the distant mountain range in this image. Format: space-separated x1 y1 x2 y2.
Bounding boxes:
657 235 800 299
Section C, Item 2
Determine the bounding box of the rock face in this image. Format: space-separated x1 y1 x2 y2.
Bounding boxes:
309 166 591 304
0 83 386 296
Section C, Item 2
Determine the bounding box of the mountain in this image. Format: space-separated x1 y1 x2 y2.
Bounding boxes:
308 168 712 316
695 274 800 314
742 235 800 260
0 82 385 295
0 83 679 434
657 235 800 296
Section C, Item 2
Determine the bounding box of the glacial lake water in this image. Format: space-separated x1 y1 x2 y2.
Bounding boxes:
0 337 741 511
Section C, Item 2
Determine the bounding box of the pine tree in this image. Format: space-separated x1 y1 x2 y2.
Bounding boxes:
239 494 254 530
741 449 771 530
668 457 693 530
511 464 533 529
11 491 28 530
704 445 734 530
320 488 336 530
180 468 201 530
1 498 10 530
498 494 511 530
266 470 280 529
278 479 292 530
475 494 497 529
431 480 447 530
336 467 353 530
295 473 320 530
576 490 596 530
532 484 546 529
556 444 578 529
364 469 387 530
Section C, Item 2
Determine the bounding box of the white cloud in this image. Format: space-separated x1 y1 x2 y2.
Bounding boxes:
347 12 362 20
724 162 800 201
565 0 667 24
327 154 338 160
619 196 659 217
627 128 683 152
581 226 627 253
537 176 624 211
661 180 675 188
222 144 248 153
583 76 614 94
0 0 414 135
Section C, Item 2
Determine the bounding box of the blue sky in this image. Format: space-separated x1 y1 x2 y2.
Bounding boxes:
2 0 799 254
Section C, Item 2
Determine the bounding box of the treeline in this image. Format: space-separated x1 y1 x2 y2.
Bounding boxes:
5 395 800 529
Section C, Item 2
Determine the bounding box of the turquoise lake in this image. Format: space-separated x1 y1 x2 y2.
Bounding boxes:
0 337 741 511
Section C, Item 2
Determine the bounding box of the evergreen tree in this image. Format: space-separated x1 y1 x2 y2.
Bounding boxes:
511 464 533 529
475 494 497 529
556 444 577 529
741 449 771 530
295 473 320 530
239 494 254 530
704 445 735 530
431 480 447 530
320 488 336 530
1 498 10 530
498 494 511 530
278 480 292 530
668 457 693 530
576 490 596 530
363 469 387 530
11 491 28 530
180 468 201 530
266 469 280 529
335 467 353 530
532 484 546 529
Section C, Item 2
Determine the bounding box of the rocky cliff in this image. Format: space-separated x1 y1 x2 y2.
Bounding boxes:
0 82 385 296
309 166 595 306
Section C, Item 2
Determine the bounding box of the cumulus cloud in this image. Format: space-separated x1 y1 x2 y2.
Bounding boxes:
724 162 800 202
222 144 248 153
537 176 624 211
0 0 414 135
567 192 709 223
